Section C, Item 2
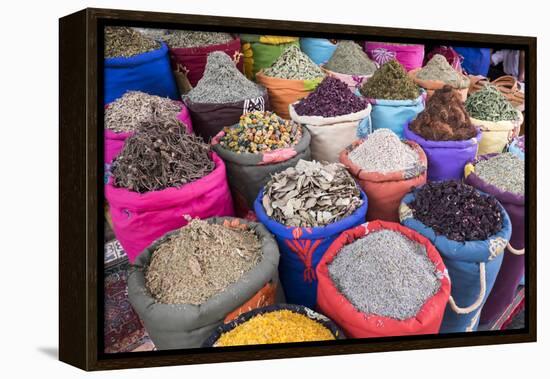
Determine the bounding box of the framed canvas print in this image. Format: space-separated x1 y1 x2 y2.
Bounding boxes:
59 7 536 371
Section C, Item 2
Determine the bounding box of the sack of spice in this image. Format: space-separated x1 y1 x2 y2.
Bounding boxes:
409 54 470 101
322 40 377 92
469 75 525 111
183 51 270 141
508 135 525 160
364 41 425 71
340 129 427 222
240 34 300 80
105 117 234 261
463 153 525 325
256 45 325 119
289 76 372 163
211 111 312 215
161 30 242 94
104 27 179 104
316 220 450 338
254 160 368 308
465 84 523 155
358 60 425 138
127 217 280 350
104 91 193 165
203 304 344 347
425 46 463 72
399 181 512 333
300 38 338 65
404 85 482 181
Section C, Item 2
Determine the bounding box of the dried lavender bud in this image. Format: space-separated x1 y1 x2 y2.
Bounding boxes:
329 229 440 320
105 91 183 133
474 153 524 195
186 51 263 104
220 111 302 153
416 54 469 87
111 116 214 193
161 30 233 48
262 160 363 227
146 219 262 305
324 40 377 76
465 85 519 122
294 76 368 117
360 60 420 100
349 129 420 173
409 85 477 141
409 181 503 242
104 26 160 59
263 45 325 80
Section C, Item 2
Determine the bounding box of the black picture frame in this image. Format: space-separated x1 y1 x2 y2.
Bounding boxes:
59 7 537 371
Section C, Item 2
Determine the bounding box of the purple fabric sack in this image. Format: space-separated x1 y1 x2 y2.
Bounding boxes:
403 124 482 182
464 153 525 324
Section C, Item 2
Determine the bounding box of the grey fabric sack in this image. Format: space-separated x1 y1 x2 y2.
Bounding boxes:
212 127 311 210
127 217 280 350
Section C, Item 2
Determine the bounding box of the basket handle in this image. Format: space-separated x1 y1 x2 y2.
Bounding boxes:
448 262 486 314
507 242 525 255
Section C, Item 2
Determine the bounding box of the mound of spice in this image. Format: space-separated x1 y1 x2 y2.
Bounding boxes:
409 181 503 242
161 30 233 48
105 91 183 133
409 85 478 141
474 153 524 195
146 219 262 305
104 26 160 59
293 76 368 117
220 111 302 153
186 51 263 104
465 85 519 122
349 129 420 173
324 40 377 76
360 60 420 100
111 116 214 193
214 309 335 346
329 229 440 320
262 160 363 227
263 45 325 80
416 54 469 87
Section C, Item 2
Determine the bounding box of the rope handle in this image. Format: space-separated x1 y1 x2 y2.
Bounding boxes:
507 242 525 255
448 262 486 314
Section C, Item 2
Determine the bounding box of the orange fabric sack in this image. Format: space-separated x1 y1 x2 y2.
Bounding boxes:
340 140 427 222
409 68 470 102
223 281 277 323
255 70 322 119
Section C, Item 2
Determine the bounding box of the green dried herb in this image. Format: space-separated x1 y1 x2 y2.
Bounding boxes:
465 85 519 122
360 60 420 100
416 54 469 88
161 30 233 48
263 45 324 80
104 26 160 58
324 40 377 76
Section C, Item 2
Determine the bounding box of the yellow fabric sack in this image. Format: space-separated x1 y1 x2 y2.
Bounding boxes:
471 111 523 155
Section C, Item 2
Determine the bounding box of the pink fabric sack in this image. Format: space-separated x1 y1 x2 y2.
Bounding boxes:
105 152 234 262
364 42 425 71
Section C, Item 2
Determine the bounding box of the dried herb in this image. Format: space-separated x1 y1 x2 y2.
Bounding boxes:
294 76 368 117
105 91 183 133
349 129 420 173
215 310 335 346
465 85 519 122
262 160 363 227
409 181 503 242
409 85 477 141
263 45 325 80
324 40 377 76
220 111 302 153
329 229 440 320
474 153 524 195
360 60 420 100
416 54 469 87
145 219 262 305
111 116 214 193
161 30 233 48
186 51 263 104
104 26 160 58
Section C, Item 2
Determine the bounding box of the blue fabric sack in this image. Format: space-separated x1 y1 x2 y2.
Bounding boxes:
399 191 512 333
508 138 525 160
254 189 368 309
300 38 337 65
104 42 179 105
452 47 491 76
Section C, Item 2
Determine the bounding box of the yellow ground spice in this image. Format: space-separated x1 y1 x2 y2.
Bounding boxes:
215 310 336 346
